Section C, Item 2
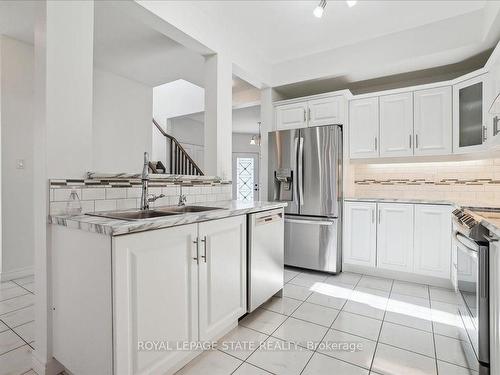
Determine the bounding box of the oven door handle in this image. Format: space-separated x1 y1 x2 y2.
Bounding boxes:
454 232 479 256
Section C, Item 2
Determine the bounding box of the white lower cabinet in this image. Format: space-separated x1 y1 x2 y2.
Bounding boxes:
198 216 247 341
377 203 414 273
343 201 452 282
113 224 199 375
113 215 247 375
343 201 377 267
413 204 452 279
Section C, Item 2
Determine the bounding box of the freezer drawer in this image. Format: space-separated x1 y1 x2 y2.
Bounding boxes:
248 209 285 312
284 216 341 273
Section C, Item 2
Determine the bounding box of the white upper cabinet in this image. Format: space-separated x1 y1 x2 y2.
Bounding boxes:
376 203 414 273
308 96 344 127
379 92 414 157
453 74 489 154
413 204 452 279
349 97 380 159
275 96 345 130
276 102 307 130
414 87 452 156
343 201 377 267
198 215 247 341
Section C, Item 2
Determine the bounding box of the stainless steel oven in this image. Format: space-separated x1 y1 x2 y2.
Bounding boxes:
452 208 490 375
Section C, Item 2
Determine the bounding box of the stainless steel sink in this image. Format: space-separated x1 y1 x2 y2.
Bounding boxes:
86 210 179 221
85 206 223 221
156 205 223 214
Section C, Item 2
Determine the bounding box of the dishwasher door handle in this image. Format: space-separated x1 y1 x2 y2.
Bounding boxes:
256 213 282 225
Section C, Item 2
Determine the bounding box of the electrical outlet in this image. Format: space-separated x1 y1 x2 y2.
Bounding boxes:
16 159 25 169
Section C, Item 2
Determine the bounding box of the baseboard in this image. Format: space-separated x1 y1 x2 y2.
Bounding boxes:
343 263 453 289
32 352 65 375
0 265 34 282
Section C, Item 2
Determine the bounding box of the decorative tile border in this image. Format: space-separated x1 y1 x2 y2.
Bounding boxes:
48 174 233 215
355 178 500 186
50 176 231 189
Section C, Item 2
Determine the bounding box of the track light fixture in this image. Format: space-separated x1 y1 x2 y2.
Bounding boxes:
314 0 357 18
313 0 327 18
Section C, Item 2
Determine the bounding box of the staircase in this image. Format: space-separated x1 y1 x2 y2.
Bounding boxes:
152 119 204 176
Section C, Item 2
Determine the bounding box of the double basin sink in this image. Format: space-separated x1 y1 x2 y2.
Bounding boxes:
86 205 222 221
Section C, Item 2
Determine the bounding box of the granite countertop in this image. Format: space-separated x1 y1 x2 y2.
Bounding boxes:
343 197 455 206
49 200 287 236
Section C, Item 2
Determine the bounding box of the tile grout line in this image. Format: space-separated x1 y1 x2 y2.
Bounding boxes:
368 277 394 373
237 272 314 374
298 272 365 375
0 330 30 358
429 286 440 375
0 291 32 304
0 303 35 318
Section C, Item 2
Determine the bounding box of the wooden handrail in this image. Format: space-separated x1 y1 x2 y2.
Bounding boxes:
152 118 204 176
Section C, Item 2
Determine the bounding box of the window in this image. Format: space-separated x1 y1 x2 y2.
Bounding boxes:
236 157 254 201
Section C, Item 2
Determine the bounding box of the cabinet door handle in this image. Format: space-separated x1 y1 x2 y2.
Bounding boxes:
200 236 207 263
374 137 378 151
409 134 412 149
308 108 311 122
378 210 381 224
415 134 419 148
371 209 375 223
303 109 306 122
494 116 499 136
483 126 488 142
192 238 199 263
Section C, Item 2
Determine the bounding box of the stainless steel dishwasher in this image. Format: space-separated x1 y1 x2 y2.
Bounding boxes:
248 208 285 312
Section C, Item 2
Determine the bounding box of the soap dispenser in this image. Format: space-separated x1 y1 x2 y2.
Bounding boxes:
65 188 82 215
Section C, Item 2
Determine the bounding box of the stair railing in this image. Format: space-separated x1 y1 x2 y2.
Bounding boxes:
152 118 204 176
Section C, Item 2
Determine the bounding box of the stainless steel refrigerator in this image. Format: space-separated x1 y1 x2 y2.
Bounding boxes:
268 125 342 273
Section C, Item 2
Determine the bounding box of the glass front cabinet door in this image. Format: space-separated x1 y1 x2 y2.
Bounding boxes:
453 74 490 153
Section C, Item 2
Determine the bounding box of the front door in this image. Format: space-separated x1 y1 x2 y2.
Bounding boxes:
232 153 259 201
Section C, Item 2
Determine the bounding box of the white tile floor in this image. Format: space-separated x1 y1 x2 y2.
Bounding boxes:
0 271 478 375
0 275 35 375
177 268 479 375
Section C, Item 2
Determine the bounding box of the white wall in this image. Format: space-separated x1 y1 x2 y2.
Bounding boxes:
92 68 153 173
0 36 34 280
170 117 204 146
232 133 260 154
153 79 204 126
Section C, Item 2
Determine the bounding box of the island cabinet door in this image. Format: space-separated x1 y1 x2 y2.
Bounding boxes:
113 223 199 375
198 215 247 341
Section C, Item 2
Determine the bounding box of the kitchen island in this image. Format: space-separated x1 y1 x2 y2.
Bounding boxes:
49 200 286 375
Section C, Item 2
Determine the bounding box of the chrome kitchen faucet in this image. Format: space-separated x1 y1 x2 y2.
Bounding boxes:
140 152 165 210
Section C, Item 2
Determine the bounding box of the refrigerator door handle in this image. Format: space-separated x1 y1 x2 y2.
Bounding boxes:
293 137 299 205
298 137 304 206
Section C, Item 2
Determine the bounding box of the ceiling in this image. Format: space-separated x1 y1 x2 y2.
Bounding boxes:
2 1 499 95
0 1 39 44
0 1 206 88
187 0 488 64
93 2 205 87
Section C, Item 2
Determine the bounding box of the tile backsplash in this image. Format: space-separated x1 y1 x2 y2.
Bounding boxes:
350 158 500 205
49 179 232 215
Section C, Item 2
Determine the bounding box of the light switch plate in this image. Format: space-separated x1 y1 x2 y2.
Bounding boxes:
16 159 25 169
